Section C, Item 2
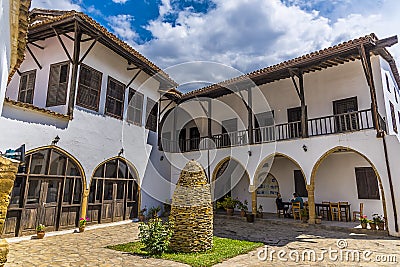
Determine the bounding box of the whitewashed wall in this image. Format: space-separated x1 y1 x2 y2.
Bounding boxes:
0 0 11 111
1 31 170 209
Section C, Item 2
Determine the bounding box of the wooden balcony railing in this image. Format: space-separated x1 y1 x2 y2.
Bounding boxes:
162 109 381 152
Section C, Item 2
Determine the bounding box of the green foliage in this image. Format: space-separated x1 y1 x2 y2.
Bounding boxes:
108 236 263 267
36 224 45 232
216 196 238 210
300 208 308 218
147 206 161 219
138 216 174 255
237 200 249 211
372 214 384 223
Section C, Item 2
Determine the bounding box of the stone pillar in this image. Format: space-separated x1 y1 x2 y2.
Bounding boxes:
250 185 257 214
0 156 19 266
307 184 315 224
80 189 90 220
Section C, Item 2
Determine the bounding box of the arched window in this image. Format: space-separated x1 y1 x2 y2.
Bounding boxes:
256 173 279 197
88 157 139 223
5 147 84 237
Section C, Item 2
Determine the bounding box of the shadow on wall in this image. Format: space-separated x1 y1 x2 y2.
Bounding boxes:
1 105 69 129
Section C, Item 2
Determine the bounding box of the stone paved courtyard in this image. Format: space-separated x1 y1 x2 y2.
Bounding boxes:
5 216 400 266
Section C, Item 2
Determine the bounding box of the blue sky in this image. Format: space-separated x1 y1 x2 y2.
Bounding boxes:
31 0 399 91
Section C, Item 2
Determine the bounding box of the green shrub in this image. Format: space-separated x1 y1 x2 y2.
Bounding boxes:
138 216 174 255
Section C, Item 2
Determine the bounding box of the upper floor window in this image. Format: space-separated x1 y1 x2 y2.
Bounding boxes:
105 77 125 119
127 88 144 125
390 101 397 133
18 70 36 104
145 98 158 132
76 64 102 111
46 61 70 107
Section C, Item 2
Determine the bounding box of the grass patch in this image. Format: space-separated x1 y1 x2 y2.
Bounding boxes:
107 236 263 267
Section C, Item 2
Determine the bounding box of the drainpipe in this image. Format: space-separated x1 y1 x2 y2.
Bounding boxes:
381 133 399 232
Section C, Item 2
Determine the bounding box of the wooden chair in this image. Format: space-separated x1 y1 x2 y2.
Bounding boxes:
352 203 364 222
320 201 330 220
292 202 302 220
339 202 349 222
329 202 341 221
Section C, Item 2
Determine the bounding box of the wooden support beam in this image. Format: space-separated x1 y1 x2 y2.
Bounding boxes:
289 68 308 138
247 87 254 144
127 67 139 71
16 69 22 76
62 33 75 42
26 45 42 70
28 42 44 50
126 70 141 89
68 22 82 116
53 27 73 63
79 37 99 64
358 44 380 130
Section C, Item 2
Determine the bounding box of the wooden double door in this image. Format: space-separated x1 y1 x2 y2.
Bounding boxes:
3 148 83 237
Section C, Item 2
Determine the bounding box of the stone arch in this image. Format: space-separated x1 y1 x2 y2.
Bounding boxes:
310 146 388 227
212 156 250 183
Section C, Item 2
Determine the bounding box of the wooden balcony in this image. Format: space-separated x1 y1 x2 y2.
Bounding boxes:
162 109 384 153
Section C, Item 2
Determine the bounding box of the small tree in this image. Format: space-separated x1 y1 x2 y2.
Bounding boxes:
138 216 174 255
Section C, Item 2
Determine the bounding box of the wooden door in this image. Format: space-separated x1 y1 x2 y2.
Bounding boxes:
40 179 61 232
333 97 358 132
113 181 126 222
20 179 42 235
101 180 114 223
288 107 302 138
189 127 200 150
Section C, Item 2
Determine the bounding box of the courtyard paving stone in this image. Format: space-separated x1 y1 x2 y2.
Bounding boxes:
5 216 400 266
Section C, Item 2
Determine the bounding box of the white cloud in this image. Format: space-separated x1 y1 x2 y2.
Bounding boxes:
31 0 82 11
107 15 138 44
112 0 128 4
129 0 400 75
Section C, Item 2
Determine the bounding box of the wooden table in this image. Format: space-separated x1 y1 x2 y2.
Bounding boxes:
315 203 351 222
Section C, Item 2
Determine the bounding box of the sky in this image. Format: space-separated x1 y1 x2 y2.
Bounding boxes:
31 0 400 92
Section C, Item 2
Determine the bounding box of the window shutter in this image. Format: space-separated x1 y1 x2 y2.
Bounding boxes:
76 64 102 111
46 65 61 107
355 167 379 199
105 77 125 119
18 70 36 104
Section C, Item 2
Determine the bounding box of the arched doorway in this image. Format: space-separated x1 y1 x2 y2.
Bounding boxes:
87 157 139 224
3 146 85 237
254 153 306 213
212 157 251 209
311 147 387 223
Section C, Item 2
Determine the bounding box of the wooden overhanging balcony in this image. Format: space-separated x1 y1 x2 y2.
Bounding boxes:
163 109 386 153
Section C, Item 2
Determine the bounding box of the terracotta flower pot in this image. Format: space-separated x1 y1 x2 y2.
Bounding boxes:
361 222 367 229
36 231 45 239
315 218 322 224
246 214 255 223
378 222 385 230
240 210 246 217
79 226 85 233
139 215 145 222
369 223 377 230
226 208 234 216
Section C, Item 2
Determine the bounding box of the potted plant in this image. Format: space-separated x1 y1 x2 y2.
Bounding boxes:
147 206 161 219
246 212 255 223
256 204 263 218
36 224 45 239
315 215 322 224
139 207 147 222
300 208 309 223
239 200 248 217
359 215 368 229
217 196 238 216
372 214 385 230
79 217 89 232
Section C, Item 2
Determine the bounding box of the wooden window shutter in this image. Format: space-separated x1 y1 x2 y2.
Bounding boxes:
18 70 36 104
355 167 379 199
294 170 307 197
390 102 397 133
76 64 103 111
46 62 70 107
145 98 158 131
105 77 125 119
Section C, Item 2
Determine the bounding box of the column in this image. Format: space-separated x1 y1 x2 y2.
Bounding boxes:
250 185 257 214
80 189 90 221
0 156 19 266
307 184 315 224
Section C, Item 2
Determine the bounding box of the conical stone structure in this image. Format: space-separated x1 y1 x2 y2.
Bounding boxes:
169 160 213 252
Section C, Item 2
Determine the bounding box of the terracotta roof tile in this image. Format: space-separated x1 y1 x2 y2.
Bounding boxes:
4 98 71 120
